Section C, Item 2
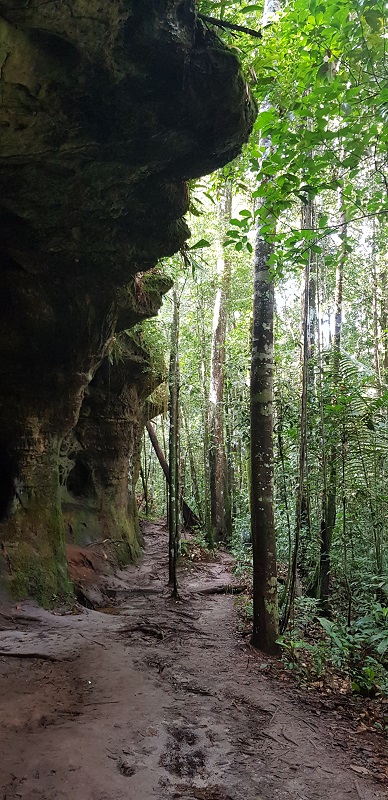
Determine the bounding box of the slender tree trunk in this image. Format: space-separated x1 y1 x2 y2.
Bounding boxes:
308 245 329 600
168 290 180 595
139 464 148 516
196 283 212 544
209 181 233 543
182 402 202 521
282 200 314 630
225 381 237 521
250 224 279 653
380 260 388 383
145 421 200 530
250 0 280 653
372 219 382 394
161 419 169 527
295 199 315 578
320 197 346 615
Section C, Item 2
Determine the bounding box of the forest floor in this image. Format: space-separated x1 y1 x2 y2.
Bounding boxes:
0 519 387 800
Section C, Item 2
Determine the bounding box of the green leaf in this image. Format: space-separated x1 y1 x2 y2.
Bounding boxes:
364 9 383 31
230 218 245 227
189 238 210 250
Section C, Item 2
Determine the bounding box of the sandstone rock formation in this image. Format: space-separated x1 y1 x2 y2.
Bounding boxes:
0 0 256 602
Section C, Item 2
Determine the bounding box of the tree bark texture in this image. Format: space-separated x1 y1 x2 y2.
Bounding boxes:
320 197 346 615
209 182 233 543
168 290 180 593
196 284 212 544
250 227 279 653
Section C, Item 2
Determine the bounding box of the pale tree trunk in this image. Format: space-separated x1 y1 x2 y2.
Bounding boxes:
296 199 316 575
168 289 180 596
379 220 388 386
209 181 233 543
367 220 384 577
282 200 315 629
312 241 329 600
225 381 237 520
196 283 212 544
380 264 388 383
182 402 202 522
372 219 382 394
320 195 346 615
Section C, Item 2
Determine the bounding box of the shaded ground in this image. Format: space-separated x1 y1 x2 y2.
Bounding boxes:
0 520 386 800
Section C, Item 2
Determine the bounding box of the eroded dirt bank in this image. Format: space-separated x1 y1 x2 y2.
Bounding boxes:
0 521 386 800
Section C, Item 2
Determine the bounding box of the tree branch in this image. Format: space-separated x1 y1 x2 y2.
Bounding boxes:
198 14 262 39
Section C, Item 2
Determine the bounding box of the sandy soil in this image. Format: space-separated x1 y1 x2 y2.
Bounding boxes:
0 520 386 800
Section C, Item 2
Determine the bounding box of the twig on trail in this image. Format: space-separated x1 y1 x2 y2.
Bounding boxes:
280 728 300 747
196 584 246 595
0 651 71 662
77 632 107 649
83 700 120 706
264 730 286 746
57 709 83 716
186 685 213 697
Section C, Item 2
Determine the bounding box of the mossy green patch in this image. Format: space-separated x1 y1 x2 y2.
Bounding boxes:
1 497 73 606
109 505 142 565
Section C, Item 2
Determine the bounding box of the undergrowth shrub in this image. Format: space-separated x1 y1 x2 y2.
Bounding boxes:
278 600 388 700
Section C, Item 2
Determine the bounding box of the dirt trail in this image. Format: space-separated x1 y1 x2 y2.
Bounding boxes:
0 520 386 800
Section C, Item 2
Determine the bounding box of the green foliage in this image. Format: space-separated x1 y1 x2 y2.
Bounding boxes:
278 602 388 698
131 319 168 380
138 0 388 708
212 0 388 277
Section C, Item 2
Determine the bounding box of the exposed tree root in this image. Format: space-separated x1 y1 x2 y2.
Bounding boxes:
0 651 69 662
196 585 246 595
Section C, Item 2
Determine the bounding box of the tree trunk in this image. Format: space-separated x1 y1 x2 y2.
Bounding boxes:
250 0 280 653
209 181 233 543
250 226 279 654
380 256 388 383
196 282 212 545
182 403 202 522
145 422 200 530
372 219 382 394
168 289 180 595
320 197 346 615
295 199 315 580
